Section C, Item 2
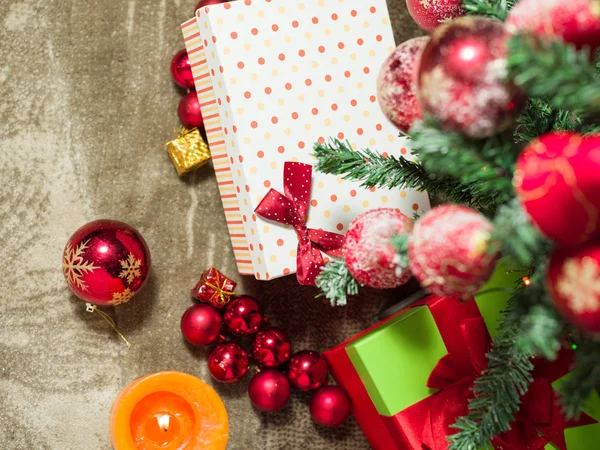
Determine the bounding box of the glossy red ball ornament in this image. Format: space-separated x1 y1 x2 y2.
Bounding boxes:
409 205 498 299
248 370 291 412
547 238 600 333
417 17 522 139
406 0 465 33
170 49 195 90
514 132 600 248
208 342 249 383
178 92 204 130
507 0 600 50
288 351 329 392
196 0 230 11
309 386 351 428
343 208 414 289
223 295 264 336
251 327 292 368
62 220 151 306
180 304 223 346
377 37 429 133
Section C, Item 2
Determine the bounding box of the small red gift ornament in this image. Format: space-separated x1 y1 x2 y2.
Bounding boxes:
191 268 237 308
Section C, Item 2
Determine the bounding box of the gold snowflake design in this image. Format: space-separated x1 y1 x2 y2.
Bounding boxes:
557 257 600 314
63 240 99 292
110 288 135 306
118 253 142 284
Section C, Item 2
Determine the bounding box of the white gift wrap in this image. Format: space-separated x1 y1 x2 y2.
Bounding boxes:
183 0 430 281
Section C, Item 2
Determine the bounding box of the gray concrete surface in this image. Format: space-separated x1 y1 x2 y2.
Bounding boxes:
0 1 422 448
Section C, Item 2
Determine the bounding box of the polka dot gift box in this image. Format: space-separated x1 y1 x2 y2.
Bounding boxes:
181 0 430 282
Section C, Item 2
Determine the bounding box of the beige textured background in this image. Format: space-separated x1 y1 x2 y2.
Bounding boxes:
0 1 421 448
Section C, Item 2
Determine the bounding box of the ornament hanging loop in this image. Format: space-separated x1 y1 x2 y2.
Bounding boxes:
86 303 132 349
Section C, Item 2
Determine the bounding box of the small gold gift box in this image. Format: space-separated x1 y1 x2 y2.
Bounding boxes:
165 128 211 176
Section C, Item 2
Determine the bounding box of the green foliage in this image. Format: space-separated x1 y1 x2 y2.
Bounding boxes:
315 258 359 307
389 234 409 271
515 304 563 361
461 0 515 21
561 336 600 419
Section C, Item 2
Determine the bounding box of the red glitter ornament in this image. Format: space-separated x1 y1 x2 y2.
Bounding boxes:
548 238 600 334
251 327 292 369
170 49 195 90
196 0 230 11
223 295 264 336
507 0 600 49
62 220 151 306
180 304 223 346
208 342 249 383
417 17 523 139
514 132 600 248
409 205 498 298
377 37 429 133
406 0 465 33
309 386 351 428
288 351 329 392
343 208 414 289
248 370 291 412
178 92 204 130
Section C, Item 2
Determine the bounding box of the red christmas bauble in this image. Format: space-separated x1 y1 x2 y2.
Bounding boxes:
170 49 195 90
547 239 600 333
223 295 264 336
406 0 465 33
377 37 429 133
417 17 522 139
180 304 223 346
178 92 204 130
288 351 329 392
62 220 151 306
196 0 230 11
248 370 291 412
309 386 351 428
514 132 600 247
251 327 292 368
507 0 600 49
409 205 498 298
208 342 249 383
343 208 414 289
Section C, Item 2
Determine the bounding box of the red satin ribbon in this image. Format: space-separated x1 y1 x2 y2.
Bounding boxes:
382 298 596 450
254 162 344 285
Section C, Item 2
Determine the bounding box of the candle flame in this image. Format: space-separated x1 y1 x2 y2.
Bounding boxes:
157 414 170 432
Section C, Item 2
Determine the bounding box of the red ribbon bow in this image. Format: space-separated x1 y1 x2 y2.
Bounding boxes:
385 302 596 450
254 162 344 285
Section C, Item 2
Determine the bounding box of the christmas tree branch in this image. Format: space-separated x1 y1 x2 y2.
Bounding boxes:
315 258 359 307
508 36 600 116
560 337 600 419
461 0 515 21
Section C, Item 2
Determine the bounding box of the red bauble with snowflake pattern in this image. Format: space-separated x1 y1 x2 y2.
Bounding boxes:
507 0 600 50
343 208 414 289
406 0 465 33
547 239 600 334
409 205 498 298
377 37 429 133
514 132 600 248
417 17 523 139
62 220 151 306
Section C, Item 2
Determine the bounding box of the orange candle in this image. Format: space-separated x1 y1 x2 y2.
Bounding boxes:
110 371 228 450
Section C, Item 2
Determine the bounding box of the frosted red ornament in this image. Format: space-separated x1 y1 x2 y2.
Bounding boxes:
248 370 291 412
251 327 292 368
180 304 223 346
309 386 351 428
288 350 329 392
343 208 413 289
417 17 522 139
507 0 600 49
223 295 264 336
514 132 600 248
406 0 465 33
208 342 249 383
377 37 429 133
548 239 600 334
170 49 195 90
178 92 204 130
409 205 498 298
62 220 151 306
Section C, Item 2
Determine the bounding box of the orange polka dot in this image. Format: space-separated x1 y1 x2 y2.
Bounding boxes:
376 35 383 42
323 257 331 264
376 124 383 131
364 67 370 74
318 46 325 53
337 132 344 139
244 91 251 98
272 24 279 32
351 10 357 17
305 78 312 86
210 69 215 76
338 42 345 49
285 82 292 90
226 95 231 103
244 0 251 5
318 136 325 144
264 180 271 187
265 273 270 280
256 272 261 280
251 28 258 35
350 99 357 106
243 215 247 222
298 49 306 57
357 38 364 45
212 36 217 43
401 147 407 155
369 186 376 192
277 239 284 247
265 87 272 94
238 61 245 69
271 116 279 124
336 223 344 231
252 214 257 222
251 121 258 128
412 203 419 211
330 194 338 202
223 126 228 134
331 103 338 111
382 152 389 158
312 17 319 24
331 13 338 20
236 186 241 193
204 39 208 47
233 125 237 132
231 32 238 39
223 3 231 9
310 199 318 207
259 244 264 251
278 146 285 153
350 189 357 197
230 156 235 164
291 112 299 119
344 70 351 78
245 185 250 192
258 57 265 65
298 141 305 149
312 108 319 115
250 243 254 251
278 53 286 61
370 6 376 13
292 20 299 28
218 98 222 106
357 128 364 135
370 95 377 103
283 268 291 275
325 74 332 82
257 150 264 158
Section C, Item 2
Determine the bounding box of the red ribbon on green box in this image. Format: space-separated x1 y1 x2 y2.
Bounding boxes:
324 265 600 450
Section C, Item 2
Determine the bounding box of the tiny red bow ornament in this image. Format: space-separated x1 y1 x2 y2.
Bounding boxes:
254 162 344 285
191 267 237 308
387 312 596 450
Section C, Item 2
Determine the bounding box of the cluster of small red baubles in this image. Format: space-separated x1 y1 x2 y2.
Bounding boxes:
62 220 151 306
